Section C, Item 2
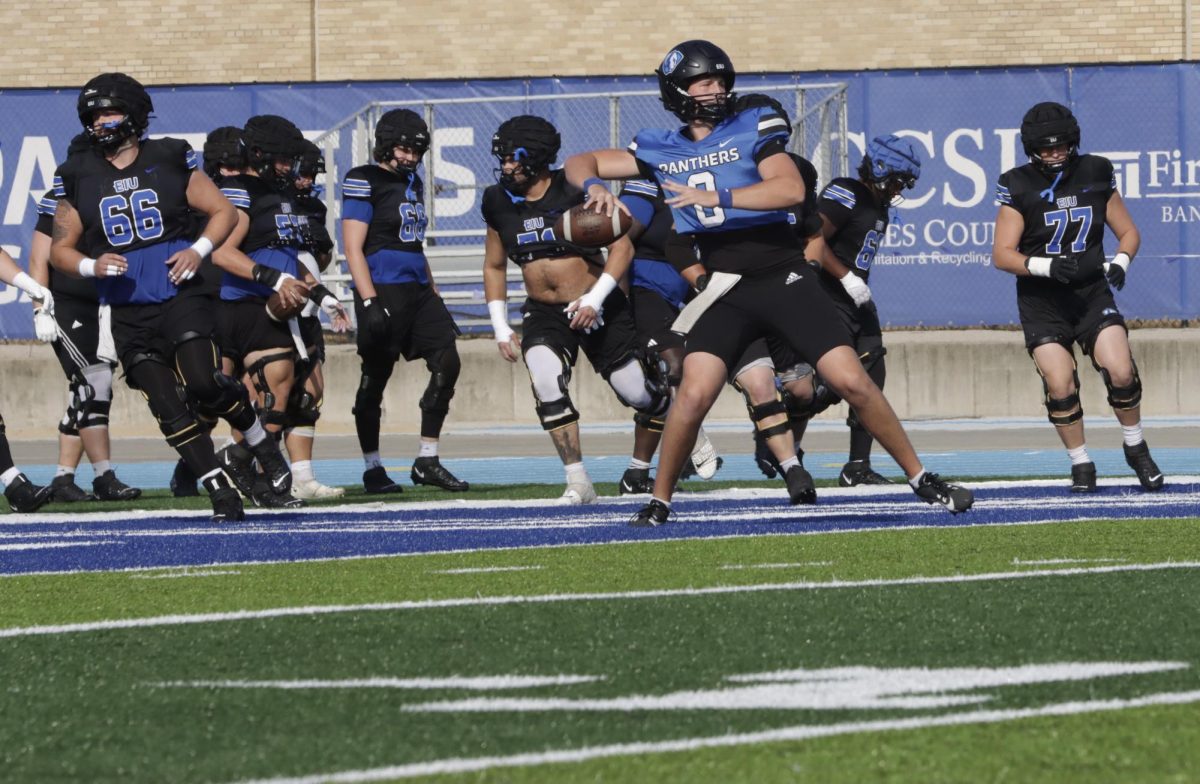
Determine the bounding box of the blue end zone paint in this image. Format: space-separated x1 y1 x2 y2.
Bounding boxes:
2 482 1197 576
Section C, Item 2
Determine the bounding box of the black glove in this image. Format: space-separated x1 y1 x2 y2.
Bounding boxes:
361 297 391 342
1049 254 1079 284
1105 261 1127 291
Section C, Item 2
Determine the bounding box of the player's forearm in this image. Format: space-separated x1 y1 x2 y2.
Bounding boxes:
726 177 805 212
28 233 51 286
992 246 1032 276
343 250 376 300
201 202 238 250
211 247 258 281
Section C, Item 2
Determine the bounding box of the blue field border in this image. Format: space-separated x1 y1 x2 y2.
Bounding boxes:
2 480 1197 576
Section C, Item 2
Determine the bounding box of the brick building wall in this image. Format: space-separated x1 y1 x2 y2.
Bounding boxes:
1 1 1195 88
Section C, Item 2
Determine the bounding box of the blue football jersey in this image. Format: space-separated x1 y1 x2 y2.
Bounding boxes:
630 104 790 235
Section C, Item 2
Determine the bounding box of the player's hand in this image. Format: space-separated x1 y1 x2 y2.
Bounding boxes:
165 247 201 285
1104 252 1130 291
33 301 59 343
839 272 872 308
582 183 628 218
1049 254 1079 284
662 179 718 209
497 330 521 363
95 253 128 277
361 297 391 342
278 277 311 309
564 300 604 333
320 298 351 333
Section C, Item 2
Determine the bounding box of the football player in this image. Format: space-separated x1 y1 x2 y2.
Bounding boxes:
50 73 291 522
565 40 974 525
212 115 346 508
482 115 670 504
341 109 468 495
993 102 1162 493
27 135 141 504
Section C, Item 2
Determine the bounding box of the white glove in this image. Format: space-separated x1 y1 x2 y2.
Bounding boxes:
488 300 515 344
12 272 51 307
839 272 872 308
34 306 59 343
574 273 617 320
317 292 341 318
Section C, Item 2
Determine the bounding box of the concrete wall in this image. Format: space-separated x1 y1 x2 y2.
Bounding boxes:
2 1 1197 88
1 328 1195 439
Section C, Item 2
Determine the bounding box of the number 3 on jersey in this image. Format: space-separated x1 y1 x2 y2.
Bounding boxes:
685 172 726 228
100 189 163 246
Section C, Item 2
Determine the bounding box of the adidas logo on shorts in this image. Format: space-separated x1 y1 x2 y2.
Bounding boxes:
785 272 803 285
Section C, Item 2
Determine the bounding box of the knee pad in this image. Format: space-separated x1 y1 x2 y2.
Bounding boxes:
352 359 393 418
194 369 249 419
59 388 81 437
1035 351 1083 427
419 348 460 417
244 351 294 413
751 399 791 440
633 411 667 433
287 387 322 428
76 364 114 429
608 355 670 418
141 385 202 449
1095 358 1142 411
525 344 579 431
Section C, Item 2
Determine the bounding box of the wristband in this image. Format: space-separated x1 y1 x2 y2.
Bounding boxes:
1025 256 1052 278
1110 252 1131 271
189 236 214 259
12 272 46 300
717 188 734 209
579 272 619 312
309 284 335 304
487 299 512 337
78 258 98 278
582 177 606 193
251 263 293 291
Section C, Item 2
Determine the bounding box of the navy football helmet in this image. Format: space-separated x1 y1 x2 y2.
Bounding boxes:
203 126 246 179
858 134 921 205
1021 102 1080 174
77 73 153 150
492 115 561 195
656 40 736 123
373 109 430 173
243 115 304 191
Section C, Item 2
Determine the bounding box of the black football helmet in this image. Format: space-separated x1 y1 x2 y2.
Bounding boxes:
656 40 736 123
491 115 561 195
1020 102 1080 174
203 126 246 178
76 73 153 150
243 115 304 191
297 139 325 179
373 109 430 173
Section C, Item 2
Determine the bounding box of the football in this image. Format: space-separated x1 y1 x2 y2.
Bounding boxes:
554 203 634 248
265 291 307 322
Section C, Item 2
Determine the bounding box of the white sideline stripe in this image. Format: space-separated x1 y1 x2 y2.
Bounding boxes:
0 541 112 551
1012 558 1127 566
4 560 1198 640
719 562 833 570
154 675 601 691
429 566 543 575
231 689 1200 783
131 569 242 580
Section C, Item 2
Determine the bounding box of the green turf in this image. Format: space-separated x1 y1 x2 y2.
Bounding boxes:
2 517 1199 782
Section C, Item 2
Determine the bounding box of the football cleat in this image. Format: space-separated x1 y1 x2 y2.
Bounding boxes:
218 443 259 497
1069 461 1097 493
249 478 304 509
410 456 469 491
913 472 974 514
49 473 96 503
248 438 292 494
619 467 653 495
839 459 895 487
292 478 345 499
92 470 142 501
1123 441 1165 491
687 429 722 480
558 480 597 505
629 499 670 527
784 464 817 505
4 474 53 513
203 473 244 523
363 465 403 494
169 459 199 497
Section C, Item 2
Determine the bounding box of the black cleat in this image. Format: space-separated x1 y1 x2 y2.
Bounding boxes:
839 459 895 487
753 430 781 479
410 456 469 491
784 464 817 505
1070 461 1097 493
218 443 258 497
363 465 403 494
49 473 96 503
92 470 142 501
1123 441 1165 491
629 499 671 527
203 473 244 522
249 437 292 495
248 478 305 509
169 459 199 497
619 467 653 495
5 474 53 513
913 472 974 514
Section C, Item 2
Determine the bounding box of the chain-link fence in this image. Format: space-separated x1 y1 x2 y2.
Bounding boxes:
310 84 849 330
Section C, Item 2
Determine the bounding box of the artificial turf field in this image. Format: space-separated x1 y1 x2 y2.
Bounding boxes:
2 478 1199 783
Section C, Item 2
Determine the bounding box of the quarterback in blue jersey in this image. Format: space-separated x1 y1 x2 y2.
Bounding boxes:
565 40 974 525
993 102 1162 493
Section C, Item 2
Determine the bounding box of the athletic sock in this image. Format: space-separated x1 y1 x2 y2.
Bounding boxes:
56 465 73 478
907 469 927 490
1067 444 1091 466
92 460 111 476
0 466 20 488
291 460 314 483
418 440 438 458
1121 424 1144 447
363 451 383 470
780 456 800 472
628 457 651 471
565 461 589 483
242 420 268 447
651 495 671 509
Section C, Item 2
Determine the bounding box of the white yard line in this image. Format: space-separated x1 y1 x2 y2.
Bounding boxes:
429 566 544 575
719 562 834 570
153 675 601 691
130 569 242 580
1012 558 1128 566
229 688 1200 783
0 541 113 551
3 560 1198 640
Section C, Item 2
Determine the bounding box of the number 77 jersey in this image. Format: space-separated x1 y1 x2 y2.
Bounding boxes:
996 153 1116 281
630 102 791 235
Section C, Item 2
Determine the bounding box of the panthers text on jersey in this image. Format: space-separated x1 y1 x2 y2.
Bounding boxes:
996 154 1116 283
53 138 200 305
218 174 306 301
341 165 429 285
818 177 889 283
481 169 588 266
619 179 689 308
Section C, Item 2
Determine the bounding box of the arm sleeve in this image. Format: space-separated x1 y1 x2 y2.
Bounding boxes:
618 180 659 228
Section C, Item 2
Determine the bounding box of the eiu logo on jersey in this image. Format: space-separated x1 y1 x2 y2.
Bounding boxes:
112 177 140 193
657 148 741 175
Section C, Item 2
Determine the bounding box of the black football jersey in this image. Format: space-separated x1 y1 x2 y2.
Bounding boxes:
219 174 305 301
818 177 888 283
480 169 585 265
341 165 427 256
36 189 98 302
292 190 333 257
996 154 1115 283
53 138 200 304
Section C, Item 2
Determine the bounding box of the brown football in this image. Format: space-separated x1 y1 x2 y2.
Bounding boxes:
265 291 307 322
554 203 634 248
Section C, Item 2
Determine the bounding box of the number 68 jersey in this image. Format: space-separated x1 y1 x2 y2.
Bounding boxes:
53 138 199 305
996 154 1116 284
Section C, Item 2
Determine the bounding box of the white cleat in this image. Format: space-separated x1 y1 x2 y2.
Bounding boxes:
689 428 722 480
558 480 598 505
291 478 346 499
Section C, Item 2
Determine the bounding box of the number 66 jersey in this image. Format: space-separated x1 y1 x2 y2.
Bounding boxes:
53 138 199 305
